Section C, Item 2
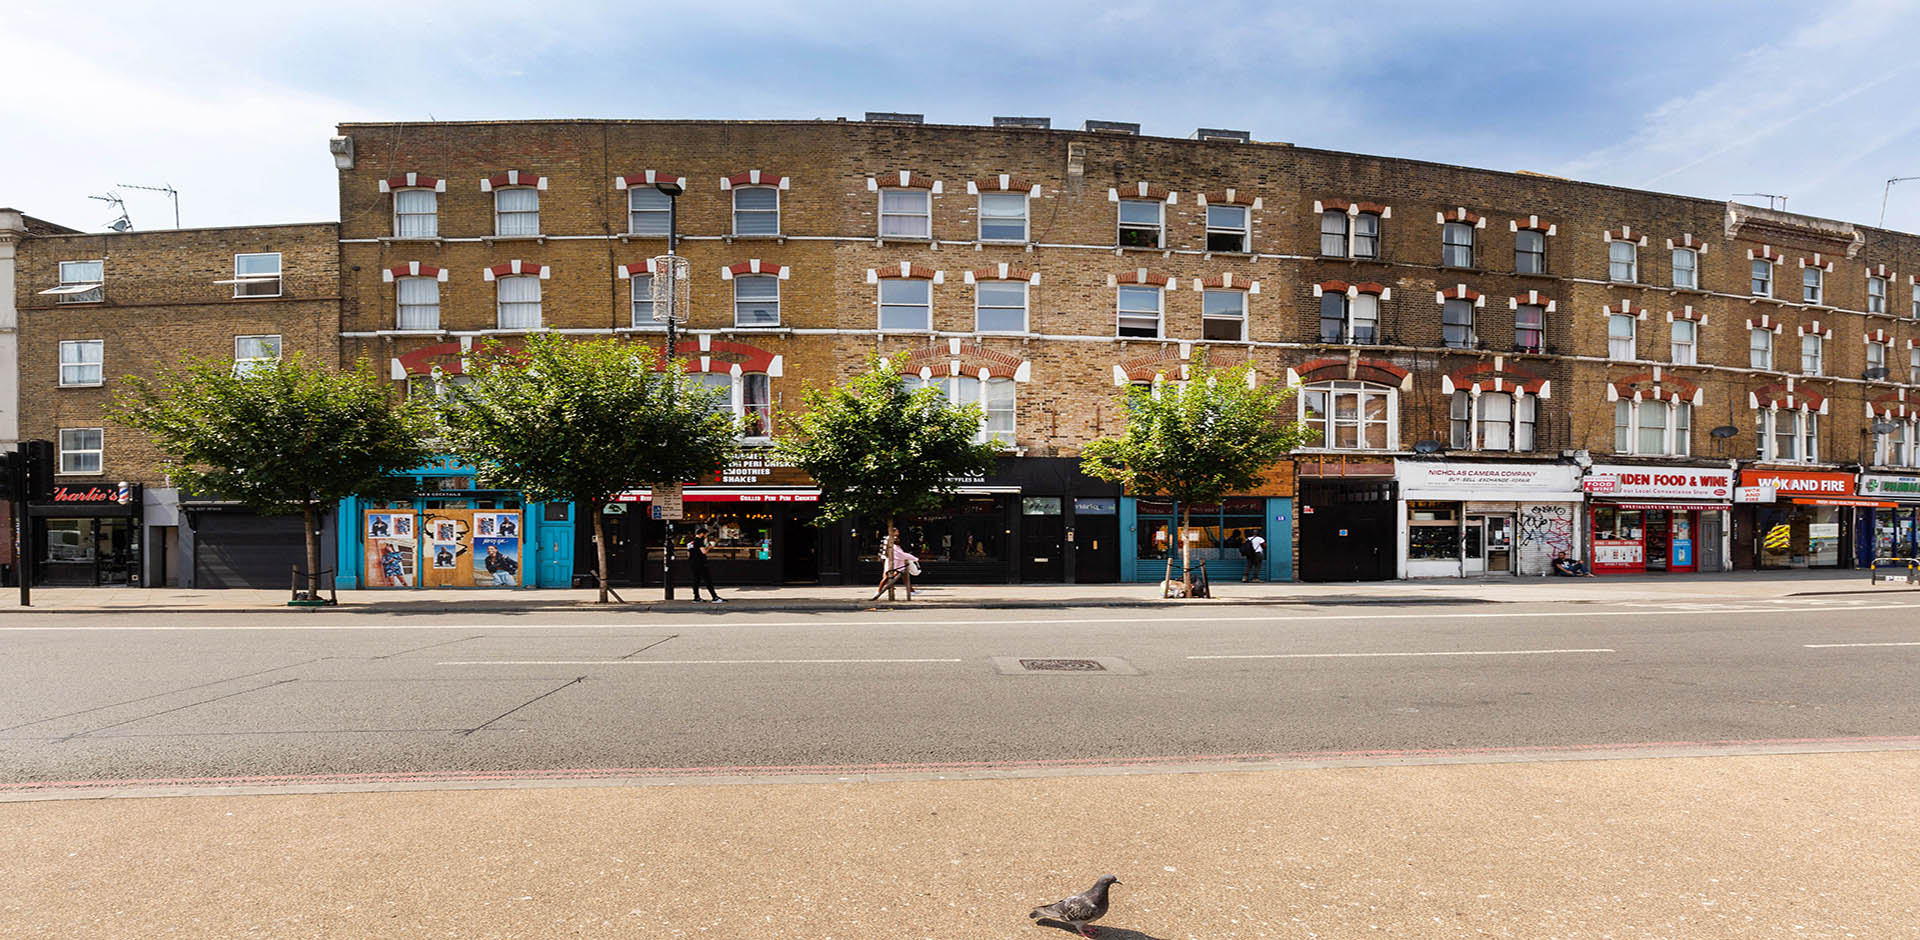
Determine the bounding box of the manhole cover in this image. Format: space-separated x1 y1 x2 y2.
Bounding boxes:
1019 658 1106 672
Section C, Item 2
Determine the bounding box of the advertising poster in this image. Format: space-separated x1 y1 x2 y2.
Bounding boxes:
368 539 416 587
432 543 459 570
472 536 521 587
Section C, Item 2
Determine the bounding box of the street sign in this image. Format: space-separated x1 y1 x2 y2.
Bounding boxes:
651 483 684 520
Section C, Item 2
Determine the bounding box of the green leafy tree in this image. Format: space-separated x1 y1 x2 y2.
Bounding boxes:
776 354 999 597
1080 359 1313 591
111 354 435 597
437 334 737 602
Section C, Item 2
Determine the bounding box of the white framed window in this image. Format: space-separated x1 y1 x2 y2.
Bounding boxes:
397 277 440 330
1608 314 1637 360
494 187 540 236
1868 340 1888 378
394 189 438 238
1613 399 1692 456
979 193 1028 242
1205 205 1249 252
1912 281 1920 318
879 189 931 239
689 371 776 439
1876 418 1915 467
629 274 660 329
1752 259 1774 297
232 252 282 298
58 339 103 387
905 374 1016 446
233 334 283 376
974 280 1028 334
734 274 781 327
1802 266 1823 304
1801 333 1823 375
55 260 104 303
1319 211 1348 256
1318 293 1379 344
1670 320 1697 364
1868 275 1888 314
1202 289 1246 340
1300 381 1396 450
58 428 103 474
1116 285 1162 337
1672 248 1698 289
1911 346 1920 384
1608 241 1637 283
878 278 931 331
1514 304 1545 353
1442 222 1474 268
1756 409 1818 463
690 372 733 421
1515 229 1546 274
733 186 780 235
496 275 542 329
407 372 473 403
1117 199 1163 248
1451 391 1537 452
1750 328 1774 370
1442 298 1475 348
627 188 671 236
1352 212 1380 258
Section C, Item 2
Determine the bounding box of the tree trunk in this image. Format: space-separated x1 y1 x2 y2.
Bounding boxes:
592 501 610 604
303 500 321 596
883 514 897 601
1179 500 1193 593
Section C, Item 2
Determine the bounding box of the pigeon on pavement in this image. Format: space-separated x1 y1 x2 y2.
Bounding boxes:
1029 874 1121 937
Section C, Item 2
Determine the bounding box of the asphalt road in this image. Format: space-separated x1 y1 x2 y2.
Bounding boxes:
3 596 1918 788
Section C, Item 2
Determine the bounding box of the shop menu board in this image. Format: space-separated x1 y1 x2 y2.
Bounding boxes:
365 509 523 588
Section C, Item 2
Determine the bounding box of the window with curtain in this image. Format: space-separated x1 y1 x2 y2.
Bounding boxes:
1202 289 1246 340
734 275 780 326
742 373 772 438
58 340 103 386
1876 419 1914 467
1117 285 1161 337
1205 205 1249 252
733 187 779 235
629 274 661 329
1608 241 1637 282
1751 259 1773 296
1515 229 1545 274
1750 328 1773 369
56 260 105 303
1868 275 1887 314
494 188 539 236
496 275 542 329
1441 222 1473 268
1802 267 1823 304
1514 304 1545 352
628 188 670 236
1450 391 1536 452
1756 410 1817 462
233 334 283 376
1911 347 1920 384
1300 381 1394 450
59 428 103 474
1614 400 1690 455
1608 314 1637 360
1350 293 1379 343
983 377 1016 445
394 189 438 238
1672 247 1698 289
879 189 931 238
979 193 1028 242
1353 212 1380 258
1442 298 1474 348
1801 334 1823 375
975 281 1027 333
397 277 440 330
1319 211 1348 256
879 278 931 330
1670 320 1697 364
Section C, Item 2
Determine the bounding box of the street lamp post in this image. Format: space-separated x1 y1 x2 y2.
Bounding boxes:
655 180 684 601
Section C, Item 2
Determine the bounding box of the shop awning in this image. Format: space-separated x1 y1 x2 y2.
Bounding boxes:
612 488 819 503
1600 502 1732 511
1791 497 1895 508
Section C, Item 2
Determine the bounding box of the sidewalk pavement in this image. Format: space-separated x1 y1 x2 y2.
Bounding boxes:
4 750 1915 938
0 568 1908 615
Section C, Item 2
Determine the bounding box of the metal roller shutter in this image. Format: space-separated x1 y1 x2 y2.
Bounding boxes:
194 513 308 589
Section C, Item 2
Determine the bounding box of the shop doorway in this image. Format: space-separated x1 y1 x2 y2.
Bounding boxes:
1461 515 1515 576
1299 480 1396 582
1020 497 1065 582
1072 511 1120 583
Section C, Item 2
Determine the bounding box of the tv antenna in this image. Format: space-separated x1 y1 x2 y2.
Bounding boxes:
89 191 132 232
1733 192 1789 212
1879 176 1920 227
118 182 180 228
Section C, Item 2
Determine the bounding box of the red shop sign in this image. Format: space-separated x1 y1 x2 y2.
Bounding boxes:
1739 469 1854 496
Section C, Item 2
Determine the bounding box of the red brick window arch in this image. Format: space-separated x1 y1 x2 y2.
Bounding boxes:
483 171 547 238
869 262 943 332
1316 199 1389 259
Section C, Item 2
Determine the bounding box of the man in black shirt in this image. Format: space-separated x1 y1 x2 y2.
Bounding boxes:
688 526 723 602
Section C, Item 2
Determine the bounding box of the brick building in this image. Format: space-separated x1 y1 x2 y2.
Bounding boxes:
322 117 1920 586
9 222 341 587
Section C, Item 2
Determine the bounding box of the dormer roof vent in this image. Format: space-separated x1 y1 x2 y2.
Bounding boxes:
993 116 1051 129
1083 120 1140 135
1192 127 1251 143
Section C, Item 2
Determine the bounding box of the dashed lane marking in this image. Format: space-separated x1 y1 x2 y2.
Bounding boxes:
1189 648 1616 660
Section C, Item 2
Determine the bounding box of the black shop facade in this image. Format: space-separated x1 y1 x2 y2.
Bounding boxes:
580 454 1121 586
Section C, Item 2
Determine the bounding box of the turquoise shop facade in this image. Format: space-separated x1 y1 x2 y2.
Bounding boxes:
334 457 576 589
1119 496 1294 583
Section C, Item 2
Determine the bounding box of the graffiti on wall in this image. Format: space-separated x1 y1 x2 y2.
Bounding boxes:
1517 504 1574 557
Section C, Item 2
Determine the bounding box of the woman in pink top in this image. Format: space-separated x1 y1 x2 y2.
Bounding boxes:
874 527 918 600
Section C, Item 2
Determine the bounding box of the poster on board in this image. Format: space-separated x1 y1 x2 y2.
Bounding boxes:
472 536 521 587
432 543 459 570
368 539 416 587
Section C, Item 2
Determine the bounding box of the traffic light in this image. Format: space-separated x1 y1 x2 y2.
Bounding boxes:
24 440 52 501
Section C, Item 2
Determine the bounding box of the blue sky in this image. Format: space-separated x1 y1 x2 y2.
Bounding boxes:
8 0 1920 234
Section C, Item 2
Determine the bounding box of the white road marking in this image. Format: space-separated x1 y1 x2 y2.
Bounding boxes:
1803 642 1920 649
1189 648 1617 660
436 658 966 665
10 600 1920 631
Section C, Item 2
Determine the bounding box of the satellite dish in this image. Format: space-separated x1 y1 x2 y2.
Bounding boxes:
1871 421 1900 434
1865 367 1891 380
1709 426 1739 439
1412 440 1446 454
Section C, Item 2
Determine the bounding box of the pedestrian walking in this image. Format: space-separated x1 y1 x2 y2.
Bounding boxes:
688 526 724 602
1239 531 1267 582
873 527 919 601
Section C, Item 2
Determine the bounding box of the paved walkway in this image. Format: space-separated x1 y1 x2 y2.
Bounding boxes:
3 750 1914 938
0 568 1906 614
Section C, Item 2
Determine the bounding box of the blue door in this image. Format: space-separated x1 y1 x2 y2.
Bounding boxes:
531 502 575 588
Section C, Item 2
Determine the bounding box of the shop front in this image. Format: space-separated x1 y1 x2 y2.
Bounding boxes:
1582 464 1732 574
1122 462 1294 584
335 457 575 589
1734 469 1867 570
591 449 825 587
30 483 141 586
861 457 1123 585
1395 460 1582 578
1297 457 1394 582
1856 473 1920 565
